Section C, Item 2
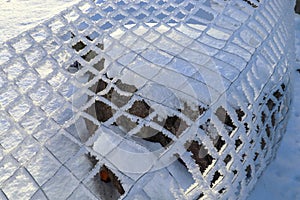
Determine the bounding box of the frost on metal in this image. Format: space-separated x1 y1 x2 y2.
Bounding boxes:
0 0 295 199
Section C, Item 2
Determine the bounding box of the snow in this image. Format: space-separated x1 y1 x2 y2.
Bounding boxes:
0 0 81 44
42 166 80 200
45 133 80 164
0 1 299 200
2 168 39 200
26 149 61 186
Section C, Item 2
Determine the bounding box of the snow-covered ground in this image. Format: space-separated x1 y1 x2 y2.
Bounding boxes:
0 1 299 199
0 0 80 44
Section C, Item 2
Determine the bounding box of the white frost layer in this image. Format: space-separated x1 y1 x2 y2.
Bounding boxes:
0 0 81 44
0 1 297 200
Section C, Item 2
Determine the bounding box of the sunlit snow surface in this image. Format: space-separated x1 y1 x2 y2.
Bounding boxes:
0 0 81 44
0 1 298 200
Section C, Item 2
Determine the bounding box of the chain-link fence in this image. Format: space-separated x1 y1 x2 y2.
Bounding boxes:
0 0 295 199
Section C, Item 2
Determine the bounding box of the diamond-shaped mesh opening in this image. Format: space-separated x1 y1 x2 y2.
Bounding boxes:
273 89 283 100
28 83 51 105
163 115 188 137
134 126 173 149
271 112 276 127
200 119 226 152
261 111 266 124
0 156 19 185
86 164 125 200
45 133 80 164
26 148 61 186
35 58 57 79
115 115 137 132
241 153 247 163
186 140 214 174
82 50 98 62
8 99 31 122
235 138 243 151
244 122 250 133
20 110 46 134
32 121 60 144
24 46 46 66
183 103 207 121
170 155 195 191
65 115 99 143
12 137 40 165
0 47 13 65
72 41 87 52
254 152 259 161
128 100 152 118
2 168 39 200
0 88 19 109
48 18 66 34
245 165 252 180
95 100 116 123
266 99 275 111
16 71 38 94
30 26 49 42
266 124 271 138
41 37 60 53
214 136 226 152
53 48 73 66
47 71 68 89
210 170 223 188
215 107 237 136
65 151 98 181
0 129 24 151
3 60 26 81
235 108 245 121
260 138 266 150
103 87 133 108
42 167 79 199
115 79 138 93
11 36 32 53
223 154 232 166
60 30 75 42
52 107 73 125
100 165 125 195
